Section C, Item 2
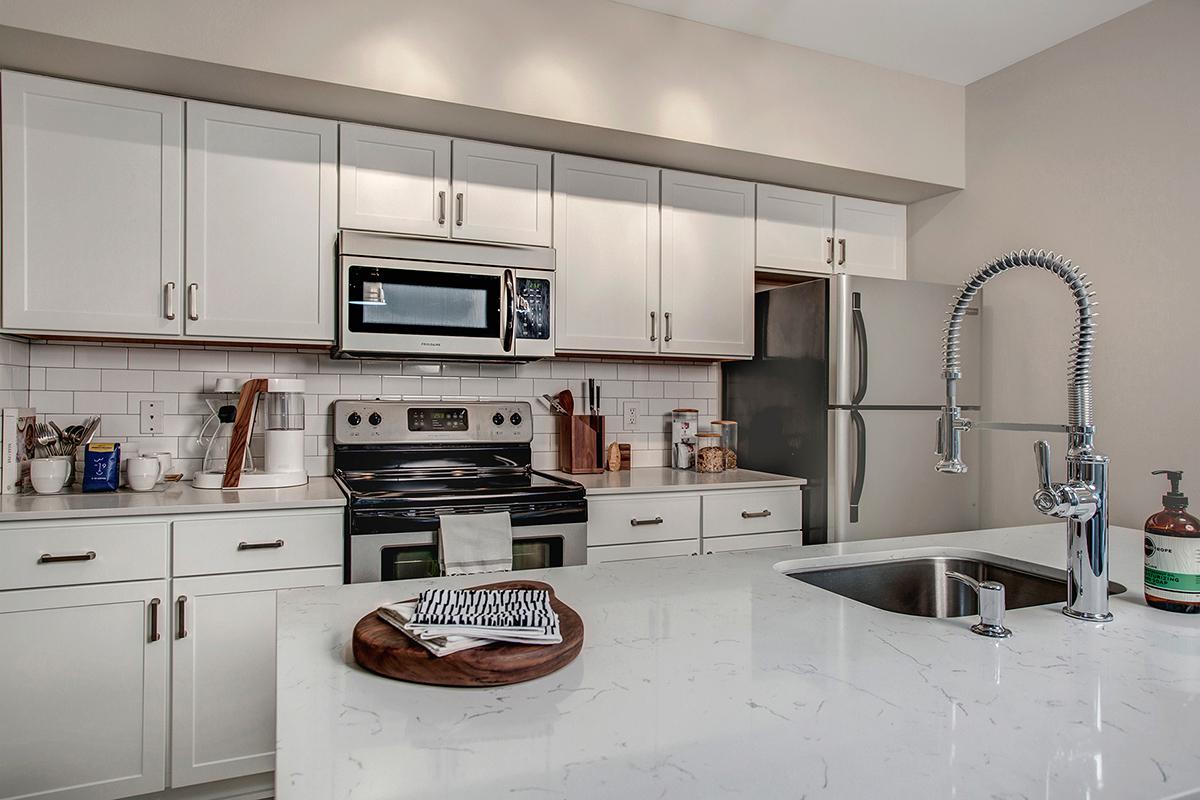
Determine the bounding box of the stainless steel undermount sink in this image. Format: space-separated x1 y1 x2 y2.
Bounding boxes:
782 553 1127 618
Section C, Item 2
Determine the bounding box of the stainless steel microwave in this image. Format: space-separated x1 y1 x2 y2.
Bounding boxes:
335 231 555 361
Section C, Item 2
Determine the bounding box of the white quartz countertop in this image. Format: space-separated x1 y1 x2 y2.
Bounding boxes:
276 525 1200 800
546 466 805 494
0 477 346 522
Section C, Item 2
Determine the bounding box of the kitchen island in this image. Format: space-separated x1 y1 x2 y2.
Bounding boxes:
275 525 1200 799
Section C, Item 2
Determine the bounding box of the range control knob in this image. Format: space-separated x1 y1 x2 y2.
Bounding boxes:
509 412 523 426
368 412 382 426
347 412 361 427
492 413 505 426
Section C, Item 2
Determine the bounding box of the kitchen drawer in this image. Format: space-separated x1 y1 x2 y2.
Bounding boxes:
704 530 803 554
588 540 698 564
172 510 342 576
0 519 169 591
587 493 701 546
701 488 802 537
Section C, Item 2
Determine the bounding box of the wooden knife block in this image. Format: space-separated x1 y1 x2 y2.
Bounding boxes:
557 415 605 474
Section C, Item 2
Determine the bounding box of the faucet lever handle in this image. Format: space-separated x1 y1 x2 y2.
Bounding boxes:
1034 440 1053 494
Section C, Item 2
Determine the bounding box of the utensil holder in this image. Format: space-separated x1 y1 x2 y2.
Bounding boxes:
557 415 605 474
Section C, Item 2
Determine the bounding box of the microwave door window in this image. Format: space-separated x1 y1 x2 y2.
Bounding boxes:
348 266 501 339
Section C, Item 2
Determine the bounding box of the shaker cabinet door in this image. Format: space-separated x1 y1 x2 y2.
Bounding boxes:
185 102 337 342
450 139 552 246
169 568 341 787
660 170 755 358
0 580 168 800
1 71 183 336
552 155 660 354
339 123 451 238
755 184 834 275
833 196 907 280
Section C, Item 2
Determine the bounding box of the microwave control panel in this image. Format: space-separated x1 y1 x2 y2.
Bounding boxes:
515 278 551 340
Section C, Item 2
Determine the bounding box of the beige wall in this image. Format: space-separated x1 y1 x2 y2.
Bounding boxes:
909 0 1200 529
0 0 964 193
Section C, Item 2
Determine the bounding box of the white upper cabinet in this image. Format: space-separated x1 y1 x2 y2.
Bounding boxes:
660 170 755 358
339 123 451 238
553 155 660 354
833 195 907 280
755 184 834 274
451 139 552 246
185 102 337 342
1 72 183 336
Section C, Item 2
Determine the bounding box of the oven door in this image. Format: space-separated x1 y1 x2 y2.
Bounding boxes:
348 521 587 583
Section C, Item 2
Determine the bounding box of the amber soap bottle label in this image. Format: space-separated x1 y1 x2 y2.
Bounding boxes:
1144 533 1200 602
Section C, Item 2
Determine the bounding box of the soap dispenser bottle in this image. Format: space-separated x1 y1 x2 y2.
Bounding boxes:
1144 469 1200 613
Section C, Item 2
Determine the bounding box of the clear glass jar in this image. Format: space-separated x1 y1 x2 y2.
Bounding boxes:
671 408 699 469
695 432 725 473
712 420 738 470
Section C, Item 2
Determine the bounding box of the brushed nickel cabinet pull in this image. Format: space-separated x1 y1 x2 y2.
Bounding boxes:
164 282 176 320
455 192 464 226
664 312 673 343
630 516 664 526
650 311 657 342
149 598 161 643
437 190 446 225
741 509 772 519
38 550 96 564
825 237 834 265
187 283 200 321
837 238 847 266
176 596 188 639
237 539 285 551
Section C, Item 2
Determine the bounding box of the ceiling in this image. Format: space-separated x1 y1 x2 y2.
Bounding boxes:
611 0 1154 84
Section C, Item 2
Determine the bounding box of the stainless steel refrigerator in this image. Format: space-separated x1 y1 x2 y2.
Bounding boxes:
723 274 981 544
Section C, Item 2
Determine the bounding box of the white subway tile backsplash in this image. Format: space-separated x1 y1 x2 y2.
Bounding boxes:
341 374 382 395
678 365 710 382
73 391 129 414
227 351 274 372
179 350 229 372
29 344 73 367
550 361 585 378
647 364 680 380
46 368 101 391
633 381 664 398
617 363 648 381
102 369 155 392
461 377 499 396
154 371 206 393
128 347 180 370
381 376 423 396
421 376 460 395
478 363 518 378
74 346 129 369
29 390 73 414
274 353 320 373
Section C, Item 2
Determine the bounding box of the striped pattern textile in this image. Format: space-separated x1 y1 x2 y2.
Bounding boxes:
412 588 558 632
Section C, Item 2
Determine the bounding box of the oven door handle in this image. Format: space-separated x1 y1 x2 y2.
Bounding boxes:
501 269 516 353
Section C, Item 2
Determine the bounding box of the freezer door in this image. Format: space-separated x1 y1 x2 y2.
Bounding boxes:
829 275 981 408
828 408 980 542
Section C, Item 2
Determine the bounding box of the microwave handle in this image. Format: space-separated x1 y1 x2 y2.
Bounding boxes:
502 269 516 353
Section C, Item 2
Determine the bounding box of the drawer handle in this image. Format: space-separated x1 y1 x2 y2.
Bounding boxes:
37 550 96 564
741 510 772 519
176 596 188 639
630 516 664 526
237 539 285 550
149 598 161 643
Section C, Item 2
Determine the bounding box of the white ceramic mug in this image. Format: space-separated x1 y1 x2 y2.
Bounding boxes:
31 457 70 494
154 452 173 481
127 456 162 492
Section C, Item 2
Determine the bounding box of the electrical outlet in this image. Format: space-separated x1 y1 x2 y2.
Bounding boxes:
139 400 162 434
623 401 640 430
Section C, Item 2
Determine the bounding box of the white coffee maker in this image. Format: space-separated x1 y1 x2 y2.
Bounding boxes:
193 377 308 489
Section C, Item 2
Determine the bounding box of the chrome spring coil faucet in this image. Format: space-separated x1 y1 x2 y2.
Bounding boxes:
935 249 1111 622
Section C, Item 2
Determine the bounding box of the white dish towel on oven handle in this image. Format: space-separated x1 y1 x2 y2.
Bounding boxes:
438 511 513 576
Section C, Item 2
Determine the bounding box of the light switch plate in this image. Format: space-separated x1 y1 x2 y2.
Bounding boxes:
623 401 640 430
139 400 162 434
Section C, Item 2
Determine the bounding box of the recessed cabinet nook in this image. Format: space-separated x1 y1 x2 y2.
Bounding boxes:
0 70 907 359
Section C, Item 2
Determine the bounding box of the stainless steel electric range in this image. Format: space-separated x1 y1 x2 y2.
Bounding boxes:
332 400 587 584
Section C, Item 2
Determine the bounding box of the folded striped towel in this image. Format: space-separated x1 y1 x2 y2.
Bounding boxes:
376 588 562 658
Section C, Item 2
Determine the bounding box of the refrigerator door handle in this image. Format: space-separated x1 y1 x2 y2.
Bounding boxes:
851 291 868 405
849 408 866 524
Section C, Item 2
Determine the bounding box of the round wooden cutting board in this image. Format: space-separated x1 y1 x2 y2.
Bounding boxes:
352 580 584 687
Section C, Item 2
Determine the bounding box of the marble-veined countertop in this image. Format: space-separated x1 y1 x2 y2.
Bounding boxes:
546 466 805 494
275 524 1200 799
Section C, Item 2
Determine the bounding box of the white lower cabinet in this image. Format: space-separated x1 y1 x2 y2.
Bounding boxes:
588 539 698 564
170 567 341 787
0 580 169 800
703 530 804 555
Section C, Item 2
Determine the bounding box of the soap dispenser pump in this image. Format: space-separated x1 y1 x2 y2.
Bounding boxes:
1144 469 1200 613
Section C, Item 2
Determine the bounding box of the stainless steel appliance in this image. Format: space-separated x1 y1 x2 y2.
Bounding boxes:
722 274 981 544
333 400 587 583
335 231 555 361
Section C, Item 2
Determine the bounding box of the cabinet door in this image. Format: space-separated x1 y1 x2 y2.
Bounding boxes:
588 539 698 564
451 139 552 246
0 580 168 800
660 170 755 358
339 123 451 238
185 102 337 341
703 530 803 554
552 155 660 354
170 567 341 787
1 71 183 336
833 196 907 280
755 184 834 274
